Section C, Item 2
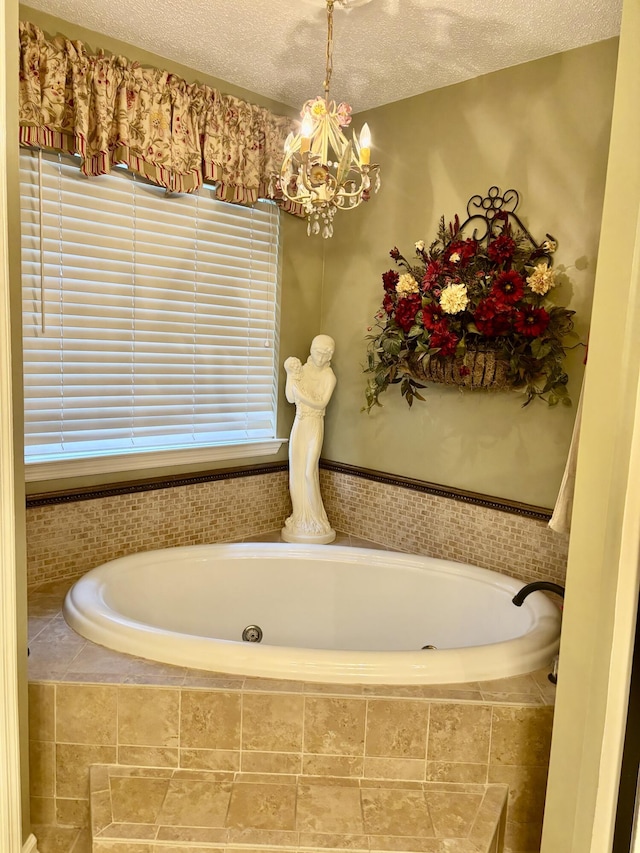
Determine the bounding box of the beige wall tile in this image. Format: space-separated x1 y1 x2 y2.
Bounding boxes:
296 783 364 834
57 796 89 828
488 764 549 824
117 686 179 747
226 782 296 830
28 682 55 741
426 761 488 784
241 692 304 752
427 703 492 764
504 818 544 852
118 745 179 767
363 757 426 782
33 827 85 853
365 699 429 758
362 835 444 852
240 751 302 774
69 828 92 853
227 827 300 847
90 789 113 835
109 776 170 824
303 697 366 756
29 740 55 798
30 796 55 825
56 684 117 745
490 707 554 767
302 754 364 777
179 747 240 771
361 787 435 836
180 690 241 750
154 827 227 845
55 743 117 798
425 790 483 838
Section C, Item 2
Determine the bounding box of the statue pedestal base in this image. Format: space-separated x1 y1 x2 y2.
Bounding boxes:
280 527 336 545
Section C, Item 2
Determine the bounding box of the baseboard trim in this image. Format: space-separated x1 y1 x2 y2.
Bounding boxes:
22 834 39 853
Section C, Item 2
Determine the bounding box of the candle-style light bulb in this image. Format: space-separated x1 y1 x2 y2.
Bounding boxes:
300 112 314 154
359 122 371 165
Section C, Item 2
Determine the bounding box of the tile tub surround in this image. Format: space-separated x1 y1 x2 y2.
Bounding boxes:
319 468 569 588
29 579 556 853
87 764 508 852
26 463 568 590
26 467 291 588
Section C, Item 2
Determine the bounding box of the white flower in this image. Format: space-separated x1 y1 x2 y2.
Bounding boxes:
415 240 425 252
439 283 469 314
542 239 558 254
396 273 419 296
449 251 461 264
527 262 556 295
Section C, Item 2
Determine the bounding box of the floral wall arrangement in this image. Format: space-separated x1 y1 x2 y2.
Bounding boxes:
364 187 578 410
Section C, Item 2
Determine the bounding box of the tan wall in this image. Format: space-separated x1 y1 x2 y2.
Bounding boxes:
17 6 324 495
320 40 618 509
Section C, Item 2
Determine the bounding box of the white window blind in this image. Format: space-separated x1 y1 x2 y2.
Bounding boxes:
20 148 282 478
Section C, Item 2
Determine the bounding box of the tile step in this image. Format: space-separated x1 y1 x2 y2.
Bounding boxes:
89 765 507 853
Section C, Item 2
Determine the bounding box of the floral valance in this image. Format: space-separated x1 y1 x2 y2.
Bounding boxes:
18 21 296 205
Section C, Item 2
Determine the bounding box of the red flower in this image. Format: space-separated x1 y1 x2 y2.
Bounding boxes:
430 328 459 357
491 270 525 304
389 246 401 260
382 293 395 315
514 306 550 338
395 293 421 332
422 260 443 292
444 239 477 266
474 297 513 336
487 234 516 264
382 270 399 293
422 303 448 331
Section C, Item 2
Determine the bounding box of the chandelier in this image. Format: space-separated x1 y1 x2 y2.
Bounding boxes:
277 0 381 238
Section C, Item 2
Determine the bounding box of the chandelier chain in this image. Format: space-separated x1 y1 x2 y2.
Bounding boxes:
273 0 380 238
323 0 335 100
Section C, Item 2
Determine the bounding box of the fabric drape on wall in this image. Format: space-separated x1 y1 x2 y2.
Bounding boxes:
18 21 296 205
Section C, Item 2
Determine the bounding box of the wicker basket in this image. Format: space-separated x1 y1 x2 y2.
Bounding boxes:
409 347 516 390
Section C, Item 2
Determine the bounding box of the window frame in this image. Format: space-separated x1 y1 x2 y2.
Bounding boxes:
20 148 285 482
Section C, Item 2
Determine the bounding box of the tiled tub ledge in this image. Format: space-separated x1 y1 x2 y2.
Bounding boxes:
28 576 555 853
88 764 508 853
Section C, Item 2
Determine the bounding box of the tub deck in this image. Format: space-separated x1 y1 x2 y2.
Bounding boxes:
28 536 556 853
29 575 556 703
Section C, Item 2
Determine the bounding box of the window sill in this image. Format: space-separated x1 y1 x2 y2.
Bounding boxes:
24 439 287 483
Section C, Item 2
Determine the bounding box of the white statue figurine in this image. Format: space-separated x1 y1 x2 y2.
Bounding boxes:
281 335 337 544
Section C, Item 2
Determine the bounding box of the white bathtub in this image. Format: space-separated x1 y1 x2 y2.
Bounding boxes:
63 542 561 685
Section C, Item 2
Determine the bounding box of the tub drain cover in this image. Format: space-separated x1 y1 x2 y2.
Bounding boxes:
242 625 263 643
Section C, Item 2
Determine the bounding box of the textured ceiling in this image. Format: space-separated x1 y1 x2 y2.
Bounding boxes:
23 0 622 112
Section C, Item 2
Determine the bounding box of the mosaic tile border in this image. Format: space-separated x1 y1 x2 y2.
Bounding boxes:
26 462 569 588
320 461 552 521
